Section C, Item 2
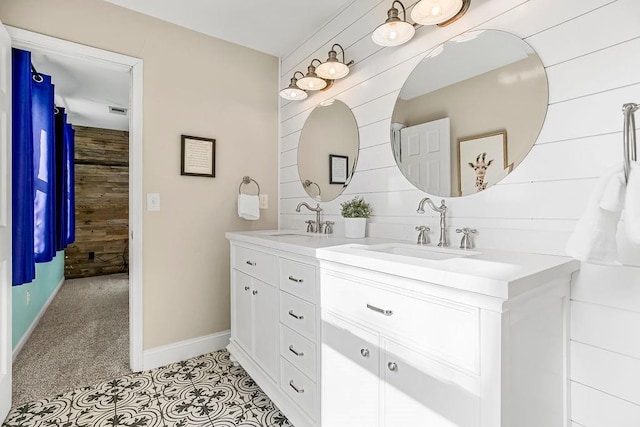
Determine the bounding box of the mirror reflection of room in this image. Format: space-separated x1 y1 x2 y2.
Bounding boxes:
297 100 359 202
391 30 548 197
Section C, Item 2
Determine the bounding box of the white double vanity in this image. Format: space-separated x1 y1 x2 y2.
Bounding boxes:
226 230 579 427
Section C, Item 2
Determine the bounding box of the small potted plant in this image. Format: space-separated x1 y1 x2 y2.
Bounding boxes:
340 196 372 238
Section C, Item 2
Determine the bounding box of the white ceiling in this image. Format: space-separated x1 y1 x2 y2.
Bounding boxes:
399 31 533 100
104 0 354 57
30 51 130 131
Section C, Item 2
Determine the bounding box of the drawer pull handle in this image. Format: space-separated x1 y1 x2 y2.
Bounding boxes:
288 310 304 320
288 276 304 283
388 362 398 372
289 345 304 357
360 348 370 358
252 290 258 295
289 380 304 394
366 304 393 316
246 260 256 266
244 286 250 291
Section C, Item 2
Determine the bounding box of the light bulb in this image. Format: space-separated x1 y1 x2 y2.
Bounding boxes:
431 5 442 16
389 29 398 40
411 0 463 25
308 81 315 89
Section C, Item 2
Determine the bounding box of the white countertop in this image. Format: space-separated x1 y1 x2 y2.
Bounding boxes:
226 230 580 299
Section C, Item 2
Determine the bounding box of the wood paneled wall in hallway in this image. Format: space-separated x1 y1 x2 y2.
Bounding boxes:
65 126 129 278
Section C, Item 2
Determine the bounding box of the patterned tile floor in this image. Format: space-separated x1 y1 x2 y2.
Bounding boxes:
3 350 293 427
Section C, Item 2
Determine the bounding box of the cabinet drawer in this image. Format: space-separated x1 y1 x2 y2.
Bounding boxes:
280 291 316 340
322 272 480 373
233 245 277 284
280 358 317 420
280 325 316 381
280 258 316 302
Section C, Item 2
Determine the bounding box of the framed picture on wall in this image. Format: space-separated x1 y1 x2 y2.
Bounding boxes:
329 154 348 184
457 131 508 196
181 135 216 177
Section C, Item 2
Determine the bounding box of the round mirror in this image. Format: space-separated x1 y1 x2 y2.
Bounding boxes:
298 100 359 201
391 30 548 197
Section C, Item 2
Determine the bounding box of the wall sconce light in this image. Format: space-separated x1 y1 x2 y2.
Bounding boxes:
316 44 354 80
280 71 308 101
372 1 416 47
296 59 328 91
411 0 470 27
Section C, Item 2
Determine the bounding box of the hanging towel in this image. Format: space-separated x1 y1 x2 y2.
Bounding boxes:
565 165 626 265
238 194 260 220
624 161 640 243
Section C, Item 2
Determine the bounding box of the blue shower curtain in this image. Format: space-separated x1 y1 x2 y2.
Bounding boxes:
12 49 35 285
12 48 76 286
32 71 56 263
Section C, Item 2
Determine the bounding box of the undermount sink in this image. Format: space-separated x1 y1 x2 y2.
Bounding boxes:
360 243 480 261
261 231 316 238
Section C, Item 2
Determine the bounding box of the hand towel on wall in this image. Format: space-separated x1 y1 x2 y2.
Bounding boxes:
238 194 260 220
624 161 640 243
565 165 625 265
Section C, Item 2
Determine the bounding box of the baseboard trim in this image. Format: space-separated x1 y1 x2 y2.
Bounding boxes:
142 330 230 371
12 277 65 361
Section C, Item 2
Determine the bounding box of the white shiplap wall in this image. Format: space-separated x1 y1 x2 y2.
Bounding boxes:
279 0 640 424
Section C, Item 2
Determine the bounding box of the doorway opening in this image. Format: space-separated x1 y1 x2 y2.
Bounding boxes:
6 26 143 406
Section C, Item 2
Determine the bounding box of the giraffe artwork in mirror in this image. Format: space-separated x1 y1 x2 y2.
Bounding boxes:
391 30 549 197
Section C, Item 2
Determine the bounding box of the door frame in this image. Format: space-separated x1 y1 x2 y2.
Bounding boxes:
7 26 145 372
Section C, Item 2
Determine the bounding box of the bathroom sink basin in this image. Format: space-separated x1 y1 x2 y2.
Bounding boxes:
261 231 316 238
360 243 479 261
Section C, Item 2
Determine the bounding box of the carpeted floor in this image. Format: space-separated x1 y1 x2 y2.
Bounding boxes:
12 273 131 406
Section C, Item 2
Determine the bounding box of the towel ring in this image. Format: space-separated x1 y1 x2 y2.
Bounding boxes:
623 103 639 183
238 176 261 195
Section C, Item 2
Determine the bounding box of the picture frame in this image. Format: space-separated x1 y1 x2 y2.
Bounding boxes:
181 135 215 177
329 154 348 185
457 130 508 196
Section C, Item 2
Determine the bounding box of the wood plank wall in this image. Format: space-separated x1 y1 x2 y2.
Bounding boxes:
279 0 640 424
65 126 129 279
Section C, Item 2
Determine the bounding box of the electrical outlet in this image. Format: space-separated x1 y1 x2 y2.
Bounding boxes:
88 251 95 260
26 290 31 305
259 194 269 209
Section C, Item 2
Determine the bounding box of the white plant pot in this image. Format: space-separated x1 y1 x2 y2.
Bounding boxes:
344 217 367 239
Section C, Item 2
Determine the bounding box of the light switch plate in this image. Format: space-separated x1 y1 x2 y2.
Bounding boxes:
259 194 269 209
147 193 161 211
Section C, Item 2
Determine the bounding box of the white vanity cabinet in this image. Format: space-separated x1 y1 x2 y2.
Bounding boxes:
227 236 321 427
230 247 279 381
318 260 575 427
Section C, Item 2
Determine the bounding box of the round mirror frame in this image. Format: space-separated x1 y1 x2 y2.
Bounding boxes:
390 29 549 198
297 100 360 202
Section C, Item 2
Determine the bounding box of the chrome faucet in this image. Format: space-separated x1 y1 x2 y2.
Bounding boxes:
296 202 322 233
417 198 448 247
415 226 430 245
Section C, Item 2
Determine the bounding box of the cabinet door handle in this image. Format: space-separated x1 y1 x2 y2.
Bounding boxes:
388 362 398 372
252 290 258 295
244 286 250 291
289 380 304 394
288 310 304 320
288 276 304 283
366 304 393 316
360 348 370 358
289 345 304 357
246 260 256 266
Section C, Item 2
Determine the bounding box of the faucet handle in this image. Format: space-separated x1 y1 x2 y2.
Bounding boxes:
456 228 477 249
415 225 430 245
324 221 334 234
305 220 315 233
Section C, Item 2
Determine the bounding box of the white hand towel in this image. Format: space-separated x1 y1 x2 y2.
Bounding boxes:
624 161 640 243
565 165 625 265
238 194 260 220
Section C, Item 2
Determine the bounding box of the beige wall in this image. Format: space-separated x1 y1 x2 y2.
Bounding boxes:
393 55 548 193
0 0 279 349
